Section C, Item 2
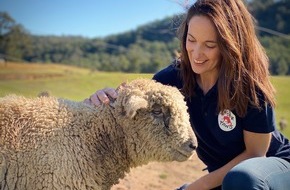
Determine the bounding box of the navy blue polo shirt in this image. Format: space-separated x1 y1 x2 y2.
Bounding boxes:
153 62 290 172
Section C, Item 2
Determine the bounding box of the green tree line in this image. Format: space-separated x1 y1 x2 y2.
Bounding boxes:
0 0 289 74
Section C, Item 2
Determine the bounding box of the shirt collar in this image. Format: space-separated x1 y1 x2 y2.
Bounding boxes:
195 81 218 98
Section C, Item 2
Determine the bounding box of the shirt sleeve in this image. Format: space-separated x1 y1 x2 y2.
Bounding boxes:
242 102 276 133
153 60 183 89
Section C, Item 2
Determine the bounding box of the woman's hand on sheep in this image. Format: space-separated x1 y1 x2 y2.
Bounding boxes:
84 88 118 106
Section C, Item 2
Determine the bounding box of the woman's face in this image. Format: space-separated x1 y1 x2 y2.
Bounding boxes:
186 15 221 80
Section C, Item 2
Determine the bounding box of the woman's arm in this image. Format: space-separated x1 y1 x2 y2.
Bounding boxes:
185 130 272 190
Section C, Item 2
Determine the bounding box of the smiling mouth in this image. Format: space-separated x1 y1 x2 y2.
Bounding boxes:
193 59 207 64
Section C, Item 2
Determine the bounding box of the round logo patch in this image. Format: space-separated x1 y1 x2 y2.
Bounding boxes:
218 110 236 131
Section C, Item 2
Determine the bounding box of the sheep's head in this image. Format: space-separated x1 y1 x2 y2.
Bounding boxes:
114 79 197 165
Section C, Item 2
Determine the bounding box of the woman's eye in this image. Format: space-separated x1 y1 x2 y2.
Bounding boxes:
187 38 195 42
205 43 217 49
206 45 216 49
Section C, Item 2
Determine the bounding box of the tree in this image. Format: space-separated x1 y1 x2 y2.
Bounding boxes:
5 25 32 60
248 0 290 36
0 12 16 56
0 12 15 36
0 12 32 62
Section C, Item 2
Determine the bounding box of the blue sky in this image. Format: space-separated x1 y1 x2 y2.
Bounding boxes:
0 0 189 38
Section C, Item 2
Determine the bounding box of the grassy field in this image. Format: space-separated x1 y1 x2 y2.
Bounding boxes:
1 62 289 138
0 62 153 100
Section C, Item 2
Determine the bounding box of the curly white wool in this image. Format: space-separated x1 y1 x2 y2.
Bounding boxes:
0 79 196 190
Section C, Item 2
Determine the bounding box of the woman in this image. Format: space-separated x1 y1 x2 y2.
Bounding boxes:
85 0 290 189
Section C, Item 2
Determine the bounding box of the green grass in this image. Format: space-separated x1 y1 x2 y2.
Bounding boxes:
0 62 153 100
0 62 289 138
271 76 290 138
159 173 168 179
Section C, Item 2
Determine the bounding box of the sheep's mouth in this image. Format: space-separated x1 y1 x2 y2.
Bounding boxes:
173 149 193 161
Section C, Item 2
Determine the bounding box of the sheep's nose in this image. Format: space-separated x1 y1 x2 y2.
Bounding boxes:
189 143 197 150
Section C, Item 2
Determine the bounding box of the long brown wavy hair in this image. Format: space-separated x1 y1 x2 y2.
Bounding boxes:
177 0 276 117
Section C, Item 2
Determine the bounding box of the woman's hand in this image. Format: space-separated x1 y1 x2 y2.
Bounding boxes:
83 87 118 106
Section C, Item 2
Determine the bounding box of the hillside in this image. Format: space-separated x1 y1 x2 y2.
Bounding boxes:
1 0 290 74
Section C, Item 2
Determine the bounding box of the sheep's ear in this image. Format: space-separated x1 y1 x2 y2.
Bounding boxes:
116 82 127 93
125 95 148 118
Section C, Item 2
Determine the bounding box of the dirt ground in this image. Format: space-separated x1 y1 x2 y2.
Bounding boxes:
111 154 207 190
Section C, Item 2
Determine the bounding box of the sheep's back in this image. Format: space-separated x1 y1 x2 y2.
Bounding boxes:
0 95 67 150
0 95 104 189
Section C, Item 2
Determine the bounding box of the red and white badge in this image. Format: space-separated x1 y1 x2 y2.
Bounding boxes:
218 109 236 131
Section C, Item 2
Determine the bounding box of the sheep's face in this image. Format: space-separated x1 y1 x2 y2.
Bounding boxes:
114 79 197 163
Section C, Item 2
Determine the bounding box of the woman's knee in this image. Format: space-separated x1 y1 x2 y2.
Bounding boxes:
222 159 266 190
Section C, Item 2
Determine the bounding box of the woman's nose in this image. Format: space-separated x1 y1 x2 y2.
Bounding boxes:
192 45 203 58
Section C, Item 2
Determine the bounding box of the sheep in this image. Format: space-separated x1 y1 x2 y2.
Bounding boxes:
0 78 197 190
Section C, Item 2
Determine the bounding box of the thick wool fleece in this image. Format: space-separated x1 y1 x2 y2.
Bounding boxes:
0 79 196 190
